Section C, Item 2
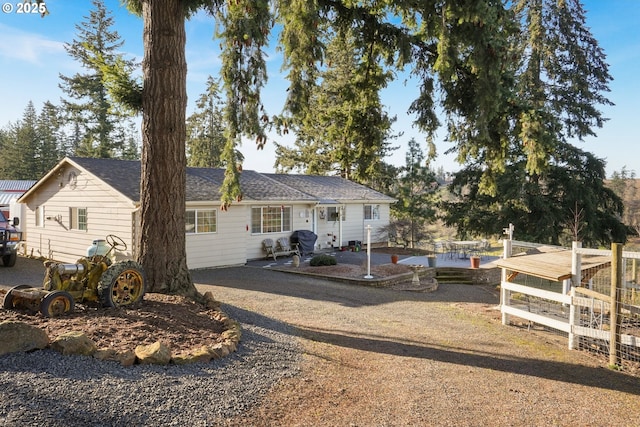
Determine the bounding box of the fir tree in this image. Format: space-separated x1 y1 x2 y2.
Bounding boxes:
35 101 64 177
186 77 240 168
59 0 137 158
391 138 439 248
275 28 398 183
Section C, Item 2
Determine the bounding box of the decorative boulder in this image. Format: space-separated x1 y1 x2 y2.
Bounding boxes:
202 291 221 310
94 348 136 367
172 346 213 365
51 331 97 356
208 342 230 359
135 341 171 365
0 321 49 355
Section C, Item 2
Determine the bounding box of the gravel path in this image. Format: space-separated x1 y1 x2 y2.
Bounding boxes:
0 303 300 426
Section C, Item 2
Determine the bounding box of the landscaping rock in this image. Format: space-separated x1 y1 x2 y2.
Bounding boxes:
135 341 171 365
94 348 136 366
172 345 213 365
208 342 230 359
202 291 221 309
51 331 97 356
0 321 49 355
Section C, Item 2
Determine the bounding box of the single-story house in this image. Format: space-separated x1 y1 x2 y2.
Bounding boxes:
17 157 396 269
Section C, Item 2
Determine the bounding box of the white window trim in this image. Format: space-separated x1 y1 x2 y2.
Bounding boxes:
327 206 345 222
35 206 44 227
185 208 218 234
251 206 292 234
364 204 380 221
69 207 87 231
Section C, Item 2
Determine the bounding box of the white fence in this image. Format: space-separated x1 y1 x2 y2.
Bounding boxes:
500 240 640 370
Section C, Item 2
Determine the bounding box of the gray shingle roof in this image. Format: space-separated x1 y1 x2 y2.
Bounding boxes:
264 174 396 202
70 157 141 201
67 157 393 204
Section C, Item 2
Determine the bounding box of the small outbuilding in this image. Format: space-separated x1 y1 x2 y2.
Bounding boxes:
0 180 36 220
17 157 395 268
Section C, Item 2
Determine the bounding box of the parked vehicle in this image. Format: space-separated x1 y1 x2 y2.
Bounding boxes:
0 211 22 267
2 234 145 317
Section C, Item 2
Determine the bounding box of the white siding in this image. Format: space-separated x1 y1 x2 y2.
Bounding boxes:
21 166 136 263
315 203 391 249
245 203 315 260
185 204 248 269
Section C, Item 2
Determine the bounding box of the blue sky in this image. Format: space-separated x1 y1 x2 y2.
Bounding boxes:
0 0 638 177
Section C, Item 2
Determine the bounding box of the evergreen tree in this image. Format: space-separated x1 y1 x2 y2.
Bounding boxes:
15 102 40 179
35 101 64 177
59 0 136 158
0 102 64 179
440 0 621 243
441 142 626 246
274 28 398 183
610 167 639 237
186 77 241 167
0 126 11 178
112 121 141 160
390 138 438 248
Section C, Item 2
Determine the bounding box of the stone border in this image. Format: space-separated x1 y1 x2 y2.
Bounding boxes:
0 291 242 366
266 264 436 288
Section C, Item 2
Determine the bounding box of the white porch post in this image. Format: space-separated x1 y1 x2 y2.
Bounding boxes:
501 224 514 325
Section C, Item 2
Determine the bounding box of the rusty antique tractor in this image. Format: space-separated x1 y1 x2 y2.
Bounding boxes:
2 235 145 317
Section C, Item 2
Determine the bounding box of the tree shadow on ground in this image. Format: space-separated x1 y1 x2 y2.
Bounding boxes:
224 303 640 396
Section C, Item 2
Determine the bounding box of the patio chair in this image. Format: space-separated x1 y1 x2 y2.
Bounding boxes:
262 238 278 261
277 237 301 258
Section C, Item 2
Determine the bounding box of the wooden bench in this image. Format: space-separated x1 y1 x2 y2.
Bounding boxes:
263 238 300 261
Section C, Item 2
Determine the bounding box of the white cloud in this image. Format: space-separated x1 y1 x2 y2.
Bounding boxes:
0 24 66 64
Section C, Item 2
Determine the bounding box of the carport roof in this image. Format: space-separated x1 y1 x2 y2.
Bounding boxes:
493 246 611 282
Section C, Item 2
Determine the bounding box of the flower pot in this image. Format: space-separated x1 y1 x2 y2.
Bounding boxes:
470 256 480 269
391 254 399 264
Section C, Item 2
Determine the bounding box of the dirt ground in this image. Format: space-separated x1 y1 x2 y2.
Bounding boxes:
0 291 226 355
3 257 640 426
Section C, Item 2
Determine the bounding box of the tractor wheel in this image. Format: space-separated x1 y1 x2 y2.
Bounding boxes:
2 284 31 309
2 253 16 267
39 291 75 317
97 260 145 307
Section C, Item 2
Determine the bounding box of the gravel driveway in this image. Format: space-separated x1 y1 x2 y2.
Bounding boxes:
193 265 640 426
2 258 640 426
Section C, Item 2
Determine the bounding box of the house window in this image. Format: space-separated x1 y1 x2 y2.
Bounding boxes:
327 206 344 221
364 204 380 220
70 207 87 230
251 206 292 234
35 206 44 227
185 209 217 234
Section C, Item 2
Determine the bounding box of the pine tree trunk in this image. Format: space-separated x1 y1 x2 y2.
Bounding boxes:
139 0 196 297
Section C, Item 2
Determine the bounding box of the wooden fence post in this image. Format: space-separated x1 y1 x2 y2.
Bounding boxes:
501 236 512 325
568 242 582 350
610 243 622 368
